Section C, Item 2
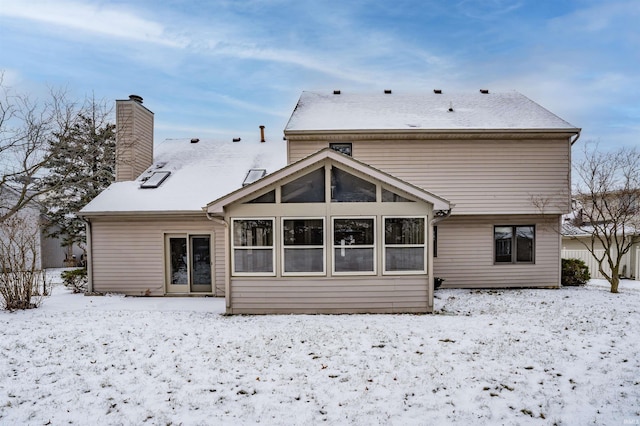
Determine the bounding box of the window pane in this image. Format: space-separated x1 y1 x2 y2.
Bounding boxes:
190 236 211 286
233 220 273 247
516 226 534 262
382 188 413 203
234 249 273 273
330 143 352 156
494 226 513 263
284 248 324 273
334 248 374 272
282 168 325 203
331 167 376 202
386 247 424 271
334 218 374 245
247 190 275 204
385 218 425 244
169 237 188 285
283 219 323 245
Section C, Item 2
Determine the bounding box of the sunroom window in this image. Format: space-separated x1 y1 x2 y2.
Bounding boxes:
281 168 325 203
232 219 274 274
384 217 426 273
333 218 375 274
331 167 376 202
282 218 324 275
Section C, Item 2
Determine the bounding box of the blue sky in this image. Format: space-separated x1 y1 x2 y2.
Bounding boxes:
0 0 638 150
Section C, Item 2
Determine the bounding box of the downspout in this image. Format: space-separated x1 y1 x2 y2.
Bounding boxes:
84 218 94 293
429 209 453 308
206 212 230 309
569 130 581 146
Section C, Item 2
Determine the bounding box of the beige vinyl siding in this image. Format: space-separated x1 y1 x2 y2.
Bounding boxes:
90 216 224 295
228 276 429 314
115 100 154 182
434 214 561 288
288 138 571 215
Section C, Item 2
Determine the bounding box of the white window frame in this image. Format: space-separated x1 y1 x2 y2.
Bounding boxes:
331 216 377 276
281 217 326 276
382 216 428 275
231 218 276 276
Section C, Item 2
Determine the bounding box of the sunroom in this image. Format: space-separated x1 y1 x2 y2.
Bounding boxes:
207 149 450 314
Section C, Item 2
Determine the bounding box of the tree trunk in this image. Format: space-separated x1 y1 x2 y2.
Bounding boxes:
610 273 619 293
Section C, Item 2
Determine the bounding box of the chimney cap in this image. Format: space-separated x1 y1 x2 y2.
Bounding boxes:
129 94 143 103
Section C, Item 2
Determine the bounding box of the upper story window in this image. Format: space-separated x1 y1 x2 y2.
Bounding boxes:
494 225 535 264
330 143 352 156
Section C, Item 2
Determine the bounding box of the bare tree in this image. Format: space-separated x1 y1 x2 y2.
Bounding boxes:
0 212 46 310
570 143 640 293
0 72 79 223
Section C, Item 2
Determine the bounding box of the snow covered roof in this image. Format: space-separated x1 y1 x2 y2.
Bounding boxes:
285 90 580 133
81 138 287 214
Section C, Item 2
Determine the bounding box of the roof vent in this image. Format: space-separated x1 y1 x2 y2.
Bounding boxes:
480 89 489 94
333 90 341 95
190 138 199 143
129 94 143 103
448 101 454 112
433 89 442 94
233 137 241 142
384 89 392 94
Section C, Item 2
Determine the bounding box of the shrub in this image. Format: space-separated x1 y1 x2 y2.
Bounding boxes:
561 258 590 286
61 268 88 293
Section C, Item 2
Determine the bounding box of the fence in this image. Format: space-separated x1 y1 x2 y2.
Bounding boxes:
562 248 637 280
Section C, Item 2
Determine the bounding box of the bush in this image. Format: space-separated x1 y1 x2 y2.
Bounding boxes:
61 268 88 293
561 258 590 286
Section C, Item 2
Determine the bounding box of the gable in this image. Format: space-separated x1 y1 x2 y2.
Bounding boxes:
206 149 450 214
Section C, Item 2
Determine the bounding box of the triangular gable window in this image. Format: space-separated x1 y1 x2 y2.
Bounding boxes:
282 168 325 203
382 188 414 203
247 190 275 204
331 167 376 202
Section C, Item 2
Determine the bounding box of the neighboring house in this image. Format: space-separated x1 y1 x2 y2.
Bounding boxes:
80 91 580 314
562 195 640 280
0 185 76 269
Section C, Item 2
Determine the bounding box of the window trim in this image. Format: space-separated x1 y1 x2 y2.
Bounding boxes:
493 225 535 265
382 216 428 275
231 218 276 276
331 216 377 276
281 217 326 277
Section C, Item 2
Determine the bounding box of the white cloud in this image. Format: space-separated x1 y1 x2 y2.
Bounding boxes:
0 0 186 47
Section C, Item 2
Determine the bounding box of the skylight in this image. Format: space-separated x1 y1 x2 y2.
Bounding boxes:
140 171 171 189
243 169 266 186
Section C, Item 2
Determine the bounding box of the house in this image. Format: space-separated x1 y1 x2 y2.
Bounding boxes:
80 91 580 314
0 184 77 270
562 191 640 280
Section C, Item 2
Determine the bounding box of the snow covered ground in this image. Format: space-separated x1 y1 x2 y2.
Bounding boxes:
1 273 638 425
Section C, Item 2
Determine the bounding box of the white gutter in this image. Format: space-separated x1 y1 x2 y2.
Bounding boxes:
206 212 231 309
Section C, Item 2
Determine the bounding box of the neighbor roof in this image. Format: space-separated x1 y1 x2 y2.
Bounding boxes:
81 138 287 214
285 90 580 133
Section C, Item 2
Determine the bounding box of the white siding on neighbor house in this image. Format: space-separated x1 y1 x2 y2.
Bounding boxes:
288 137 571 215
228 276 430 314
434 214 562 288
561 238 639 280
90 216 224 295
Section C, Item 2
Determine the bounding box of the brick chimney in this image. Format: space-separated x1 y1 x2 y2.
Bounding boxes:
115 95 154 182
